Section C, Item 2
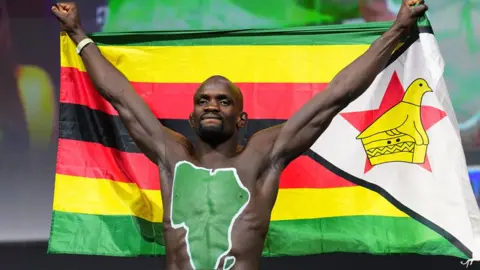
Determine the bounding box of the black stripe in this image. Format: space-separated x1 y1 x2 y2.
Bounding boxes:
59 102 321 164
59 103 286 152
418 25 434 35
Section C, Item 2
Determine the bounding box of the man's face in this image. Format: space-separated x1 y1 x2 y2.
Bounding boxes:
190 81 246 145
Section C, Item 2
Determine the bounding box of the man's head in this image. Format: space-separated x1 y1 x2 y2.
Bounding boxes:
189 75 247 146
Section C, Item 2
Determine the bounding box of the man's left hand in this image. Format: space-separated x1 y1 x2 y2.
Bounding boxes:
393 0 428 34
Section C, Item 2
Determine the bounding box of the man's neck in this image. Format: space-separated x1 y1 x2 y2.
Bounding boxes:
195 136 239 166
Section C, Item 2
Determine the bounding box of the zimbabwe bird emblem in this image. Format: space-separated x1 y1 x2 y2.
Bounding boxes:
356 78 433 166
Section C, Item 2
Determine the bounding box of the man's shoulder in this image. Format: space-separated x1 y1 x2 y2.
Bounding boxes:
236 145 283 179
238 124 284 170
158 135 196 175
161 130 194 155
243 124 283 155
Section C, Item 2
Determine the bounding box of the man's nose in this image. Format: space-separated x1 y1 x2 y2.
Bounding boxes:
204 102 220 112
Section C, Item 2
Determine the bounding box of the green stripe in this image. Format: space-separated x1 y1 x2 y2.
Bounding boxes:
48 211 166 256
89 21 394 46
266 216 466 258
48 211 466 258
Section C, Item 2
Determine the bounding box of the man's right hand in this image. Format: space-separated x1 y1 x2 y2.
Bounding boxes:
51 2 84 40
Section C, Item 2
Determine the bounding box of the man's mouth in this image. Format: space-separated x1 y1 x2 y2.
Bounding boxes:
201 114 222 121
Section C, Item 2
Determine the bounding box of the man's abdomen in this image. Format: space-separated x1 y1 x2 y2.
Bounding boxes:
164 215 267 270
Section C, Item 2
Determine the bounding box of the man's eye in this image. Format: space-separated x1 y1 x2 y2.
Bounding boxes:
220 100 229 106
199 100 207 105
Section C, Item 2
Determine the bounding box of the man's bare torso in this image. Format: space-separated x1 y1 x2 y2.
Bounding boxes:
159 141 282 270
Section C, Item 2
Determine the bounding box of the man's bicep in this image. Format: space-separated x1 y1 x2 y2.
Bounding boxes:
115 103 186 165
270 92 343 165
114 104 160 162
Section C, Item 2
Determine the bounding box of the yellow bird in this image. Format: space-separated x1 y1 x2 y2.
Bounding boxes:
356 78 433 166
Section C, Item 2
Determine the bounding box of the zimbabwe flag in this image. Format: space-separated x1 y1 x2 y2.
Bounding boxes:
48 20 480 261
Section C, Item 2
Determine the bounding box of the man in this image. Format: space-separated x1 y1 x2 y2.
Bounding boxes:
51 1 427 269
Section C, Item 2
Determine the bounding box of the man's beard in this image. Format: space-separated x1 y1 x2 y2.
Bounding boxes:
196 122 230 146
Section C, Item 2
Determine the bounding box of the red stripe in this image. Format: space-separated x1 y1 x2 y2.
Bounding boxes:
56 139 160 190
60 67 328 120
280 156 356 189
56 139 356 190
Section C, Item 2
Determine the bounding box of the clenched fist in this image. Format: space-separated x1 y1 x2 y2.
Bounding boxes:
393 0 428 34
51 2 86 43
51 3 83 34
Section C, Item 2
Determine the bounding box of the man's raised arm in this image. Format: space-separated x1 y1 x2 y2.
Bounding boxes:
52 3 183 165
270 0 428 166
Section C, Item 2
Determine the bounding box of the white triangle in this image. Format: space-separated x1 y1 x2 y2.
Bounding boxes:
311 33 480 259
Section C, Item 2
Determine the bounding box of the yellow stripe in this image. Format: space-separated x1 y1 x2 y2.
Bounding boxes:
53 174 164 222
53 174 407 222
270 187 407 220
60 34 369 83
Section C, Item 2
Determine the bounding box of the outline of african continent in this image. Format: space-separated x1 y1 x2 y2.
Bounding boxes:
170 161 251 270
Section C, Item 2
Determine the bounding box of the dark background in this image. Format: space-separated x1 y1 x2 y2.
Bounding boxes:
0 0 478 269
1 242 473 270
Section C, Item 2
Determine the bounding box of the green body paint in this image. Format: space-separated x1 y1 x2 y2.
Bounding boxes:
170 161 250 270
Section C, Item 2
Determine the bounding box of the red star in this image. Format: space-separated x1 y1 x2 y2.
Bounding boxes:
340 72 447 173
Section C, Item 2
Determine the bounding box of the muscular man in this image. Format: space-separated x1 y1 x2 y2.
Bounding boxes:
52 1 427 269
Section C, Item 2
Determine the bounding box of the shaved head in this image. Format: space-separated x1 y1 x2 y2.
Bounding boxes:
195 75 243 110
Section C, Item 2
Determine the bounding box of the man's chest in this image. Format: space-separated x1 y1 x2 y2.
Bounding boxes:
170 161 251 217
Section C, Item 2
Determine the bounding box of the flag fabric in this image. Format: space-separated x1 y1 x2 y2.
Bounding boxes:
49 19 480 261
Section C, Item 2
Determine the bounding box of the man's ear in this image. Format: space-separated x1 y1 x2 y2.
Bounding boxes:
188 113 195 128
237 112 248 128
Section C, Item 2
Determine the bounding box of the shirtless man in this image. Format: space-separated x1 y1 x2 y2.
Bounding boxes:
51 1 427 269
